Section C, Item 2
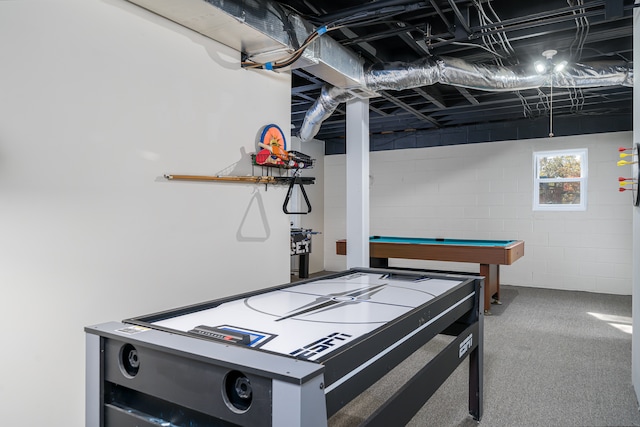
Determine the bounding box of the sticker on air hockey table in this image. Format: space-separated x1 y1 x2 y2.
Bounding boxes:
187 324 277 348
116 325 150 335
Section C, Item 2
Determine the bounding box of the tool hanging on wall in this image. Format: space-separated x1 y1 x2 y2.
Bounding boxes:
616 144 640 206
283 169 312 214
164 173 316 214
164 174 276 184
164 124 316 214
255 123 315 214
255 124 313 169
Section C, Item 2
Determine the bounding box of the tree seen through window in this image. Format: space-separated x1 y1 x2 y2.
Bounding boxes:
534 149 587 210
538 154 582 205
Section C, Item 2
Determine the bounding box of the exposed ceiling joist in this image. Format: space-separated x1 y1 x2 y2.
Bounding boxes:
379 91 442 128
285 0 633 146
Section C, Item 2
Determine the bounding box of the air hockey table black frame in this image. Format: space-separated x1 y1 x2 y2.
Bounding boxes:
85 267 484 426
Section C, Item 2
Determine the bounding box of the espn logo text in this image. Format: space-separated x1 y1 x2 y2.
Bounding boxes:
290 332 352 360
459 333 473 358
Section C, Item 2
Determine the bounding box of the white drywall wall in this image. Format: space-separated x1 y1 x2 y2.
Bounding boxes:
0 0 292 425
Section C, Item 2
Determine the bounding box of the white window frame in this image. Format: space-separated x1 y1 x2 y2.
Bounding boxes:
533 148 588 211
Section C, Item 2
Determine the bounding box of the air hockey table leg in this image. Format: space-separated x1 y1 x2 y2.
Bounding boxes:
358 321 483 426
469 273 484 420
272 373 327 427
468 302 484 420
86 333 101 427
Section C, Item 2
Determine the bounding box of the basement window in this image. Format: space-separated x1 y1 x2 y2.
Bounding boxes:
533 148 587 211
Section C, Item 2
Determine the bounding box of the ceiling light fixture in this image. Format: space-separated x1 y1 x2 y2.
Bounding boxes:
535 50 566 137
534 49 567 75
533 49 570 138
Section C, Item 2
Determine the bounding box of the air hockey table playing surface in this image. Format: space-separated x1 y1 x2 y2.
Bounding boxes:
86 268 483 427
148 271 464 360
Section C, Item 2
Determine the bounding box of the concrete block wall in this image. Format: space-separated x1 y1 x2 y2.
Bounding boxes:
324 131 633 295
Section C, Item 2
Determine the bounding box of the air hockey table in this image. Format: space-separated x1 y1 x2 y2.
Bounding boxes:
86 268 483 427
337 236 524 314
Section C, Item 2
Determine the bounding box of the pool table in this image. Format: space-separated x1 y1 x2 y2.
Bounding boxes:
336 236 525 314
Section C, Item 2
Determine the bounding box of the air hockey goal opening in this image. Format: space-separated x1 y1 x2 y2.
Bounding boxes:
118 343 140 378
223 370 253 413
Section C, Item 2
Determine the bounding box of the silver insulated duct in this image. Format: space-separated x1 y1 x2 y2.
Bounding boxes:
120 0 632 143
298 56 633 142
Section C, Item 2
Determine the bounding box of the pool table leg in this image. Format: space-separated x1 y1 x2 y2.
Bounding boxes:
480 264 500 314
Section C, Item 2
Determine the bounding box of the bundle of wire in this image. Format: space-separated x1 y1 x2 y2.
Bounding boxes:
241 5 418 71
241 24 334 71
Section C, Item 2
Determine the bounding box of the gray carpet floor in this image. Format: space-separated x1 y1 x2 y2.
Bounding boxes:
329 285 640 427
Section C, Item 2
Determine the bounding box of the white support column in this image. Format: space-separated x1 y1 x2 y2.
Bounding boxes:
346 98 370 269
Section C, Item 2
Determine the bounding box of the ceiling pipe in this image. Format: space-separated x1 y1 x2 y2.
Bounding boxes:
311 0 427 24
471 0 605 33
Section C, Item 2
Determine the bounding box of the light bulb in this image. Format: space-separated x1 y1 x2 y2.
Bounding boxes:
554 60 567 72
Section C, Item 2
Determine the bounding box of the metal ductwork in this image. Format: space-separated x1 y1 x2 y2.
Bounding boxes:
366 57 633 92
124 0 366 89
122 0 633 143
298 57 633 142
